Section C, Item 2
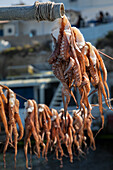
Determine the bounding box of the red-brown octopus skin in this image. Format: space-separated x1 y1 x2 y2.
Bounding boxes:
95 48 110 136
95 48 112 113
50 15 81 90
24 100 40 169
52 59 78 128
14 99 24 141
3 90 23 168
50 14 110 138
73 109 96 151
59 109 75 163
52 60 78 110
94 47 110 103
3 89 18 168
50 16 83 119
61 32 91 119
32 101 46 158
84 116 96 151
86 43 110 135
73 111 87 154
0 87 9 137
38 104 52 161
50 108 65 165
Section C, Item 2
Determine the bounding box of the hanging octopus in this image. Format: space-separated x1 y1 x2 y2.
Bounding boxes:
73 109 96 151
38 104 52 161
49 15 80 124
82 42 111 134
58 108 75 163
3 89 22 168
24 99 41 169
0 86 9 138
72 110 87 157
14 98 24 141
50 108 65 167
49 14 111 136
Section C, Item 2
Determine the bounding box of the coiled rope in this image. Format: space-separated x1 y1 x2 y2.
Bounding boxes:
35 1 65 21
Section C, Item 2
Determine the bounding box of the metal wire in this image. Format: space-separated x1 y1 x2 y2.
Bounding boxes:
98 50 113 61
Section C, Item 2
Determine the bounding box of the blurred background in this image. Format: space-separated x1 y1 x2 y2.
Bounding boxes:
0 1 113 170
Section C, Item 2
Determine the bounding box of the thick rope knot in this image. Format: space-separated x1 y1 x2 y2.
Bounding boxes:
35 1 65 22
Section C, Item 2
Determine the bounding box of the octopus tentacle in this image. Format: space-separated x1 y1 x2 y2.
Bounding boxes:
95 81 104 138
95 48 111 108
3 135 10 168
24 129 32 169
0 87 9 137
14 99 24 141
96 59 110 109
30 119 40 158
9 106 18 167
32 100 40 134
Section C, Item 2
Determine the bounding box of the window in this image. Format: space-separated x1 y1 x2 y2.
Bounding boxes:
8 28 12 33
30 30 36 36
0 29 3 36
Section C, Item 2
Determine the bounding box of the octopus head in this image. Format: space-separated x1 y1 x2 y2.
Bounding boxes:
71 27 85 49
51 17 62 43
24 100 34 114
59 108 64 114
51 15 71 43
38 104 45 113
86 42 97 65
51 108 58 121
9 89 15 108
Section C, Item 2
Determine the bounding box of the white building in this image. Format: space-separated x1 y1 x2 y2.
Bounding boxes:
0 20 54 37
54 0 113 20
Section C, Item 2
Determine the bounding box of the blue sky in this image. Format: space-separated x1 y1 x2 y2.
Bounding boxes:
0 0 48 6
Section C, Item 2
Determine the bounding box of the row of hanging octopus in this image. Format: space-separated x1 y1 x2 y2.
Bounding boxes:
0 85 95 169
0 14 112 169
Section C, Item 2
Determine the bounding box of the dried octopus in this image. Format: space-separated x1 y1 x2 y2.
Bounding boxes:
58 108 75 163
0 86 24 168
38 104 52 161
50 107 95 163
3 88 24 168
0 86 9 138
49 14 111 134
49 16 79 120
24 99 41 169
73 109 96 152
23 102 97 168
0 14 111 169
50 108 65 167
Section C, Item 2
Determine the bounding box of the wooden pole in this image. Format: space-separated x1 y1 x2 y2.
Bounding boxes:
0 1 65 21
